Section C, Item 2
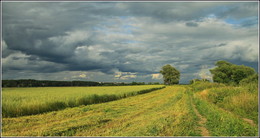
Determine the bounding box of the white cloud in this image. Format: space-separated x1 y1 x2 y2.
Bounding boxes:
151 73 162 79
195 65 213 81
2 40 8 50
114 72 137 80
204 37 258 62
79 74 87 78
48 30 91 48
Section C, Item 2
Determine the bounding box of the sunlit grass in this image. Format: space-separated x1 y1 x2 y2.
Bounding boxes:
2 85 165 117
197 86 258 124
2 86 200 136
194 94 258 136
2 85 258 136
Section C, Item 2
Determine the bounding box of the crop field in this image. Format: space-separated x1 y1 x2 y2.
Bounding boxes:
2 84 258 136
2 85 165 117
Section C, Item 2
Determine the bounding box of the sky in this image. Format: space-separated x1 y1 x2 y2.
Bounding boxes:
2 2 259 84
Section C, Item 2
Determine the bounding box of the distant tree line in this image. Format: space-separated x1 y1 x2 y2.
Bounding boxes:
2 80 100 87
2 79 162 87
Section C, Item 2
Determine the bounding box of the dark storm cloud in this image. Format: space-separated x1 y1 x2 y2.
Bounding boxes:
2 2 258 83
2 51 67 73
3 3 104 58
186 22 199 27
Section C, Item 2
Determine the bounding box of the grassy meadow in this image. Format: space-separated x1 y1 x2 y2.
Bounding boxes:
2 85 165 117
1 83 258 136
197 86 258 124
191 82 258 136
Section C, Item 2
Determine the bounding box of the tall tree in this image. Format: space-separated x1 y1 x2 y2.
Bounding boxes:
160 64 180 85
210 60 256 85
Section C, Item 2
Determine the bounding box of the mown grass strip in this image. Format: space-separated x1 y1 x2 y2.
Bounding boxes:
2 86 198 136
2 86 165 117
139 90 200 136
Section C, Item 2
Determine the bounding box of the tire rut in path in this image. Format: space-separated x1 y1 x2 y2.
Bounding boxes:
191 97 210 136
242 118 256 126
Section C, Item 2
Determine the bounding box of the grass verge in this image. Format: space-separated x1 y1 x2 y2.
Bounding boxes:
193 94 258 136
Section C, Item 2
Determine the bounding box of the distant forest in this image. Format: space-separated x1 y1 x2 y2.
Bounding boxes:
2 79 161 87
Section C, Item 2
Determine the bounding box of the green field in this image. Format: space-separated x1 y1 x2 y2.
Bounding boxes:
1 84 258 136
2 85 165 117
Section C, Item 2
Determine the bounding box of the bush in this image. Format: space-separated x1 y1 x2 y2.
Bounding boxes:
207 87 241 104
239 74 258 85
189 79 209 84
190 82 225 92
239 74 258 93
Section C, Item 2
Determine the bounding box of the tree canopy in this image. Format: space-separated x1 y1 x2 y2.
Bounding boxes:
160 64 180 85
210 60 256 85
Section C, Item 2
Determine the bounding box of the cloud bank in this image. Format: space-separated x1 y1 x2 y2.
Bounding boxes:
2 2 258 83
